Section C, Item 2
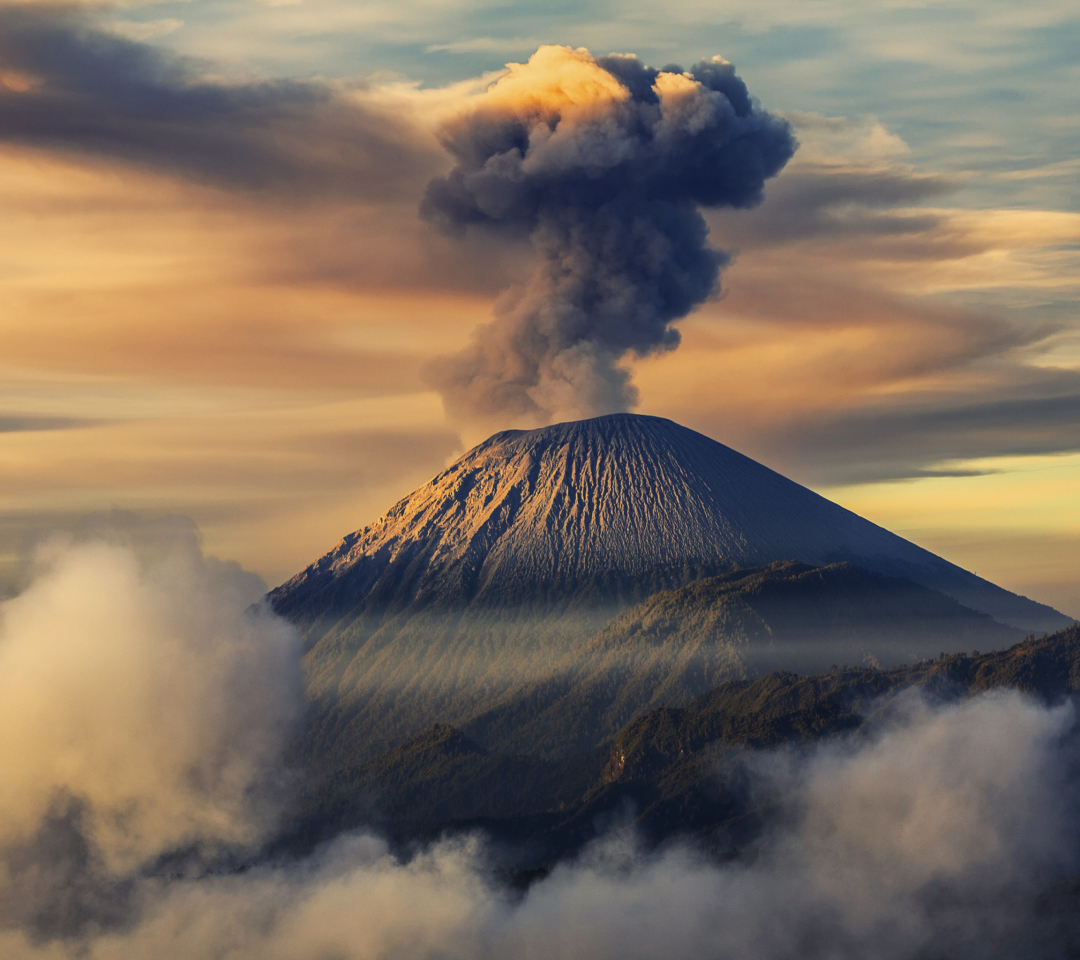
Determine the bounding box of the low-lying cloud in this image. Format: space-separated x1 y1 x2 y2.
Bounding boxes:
1 519 1079 958
4 691 1077 958
0 519 302 939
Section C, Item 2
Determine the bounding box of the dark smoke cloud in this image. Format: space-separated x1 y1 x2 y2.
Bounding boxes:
0 4 441 196
421 45 795 425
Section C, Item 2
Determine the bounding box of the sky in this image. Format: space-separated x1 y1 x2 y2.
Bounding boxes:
0 0 1077 615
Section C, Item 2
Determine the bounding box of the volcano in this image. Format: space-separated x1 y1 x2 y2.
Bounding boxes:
271 414 1070 761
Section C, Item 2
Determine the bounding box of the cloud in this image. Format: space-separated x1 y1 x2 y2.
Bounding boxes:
0 402 462 596
421 45 795 427
626 111 1080 485
0 4 443 197
0 513 1076 957
702 111 958 251
0 518 302 938
0 415 99 433
105 18 183 43
768 384 1080 484
1 676 1077 957
0 10 1075 600
426 37 541 55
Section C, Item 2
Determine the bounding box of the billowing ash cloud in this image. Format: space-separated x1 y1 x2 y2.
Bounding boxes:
421 45 795 425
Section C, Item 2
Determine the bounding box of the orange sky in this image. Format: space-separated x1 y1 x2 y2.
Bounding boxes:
0 17 1077 616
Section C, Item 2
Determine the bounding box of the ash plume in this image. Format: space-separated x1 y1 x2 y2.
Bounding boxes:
421 45 795 426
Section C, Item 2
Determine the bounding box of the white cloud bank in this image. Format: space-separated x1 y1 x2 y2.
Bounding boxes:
0 521 303 939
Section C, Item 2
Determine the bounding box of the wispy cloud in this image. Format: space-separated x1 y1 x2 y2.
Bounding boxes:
0 415 99 433
106 17 184 42
426 36 539 54
0 5 443 196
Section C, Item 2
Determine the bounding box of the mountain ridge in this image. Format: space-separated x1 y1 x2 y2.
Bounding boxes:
460 560 1022 758
283 624 1080 874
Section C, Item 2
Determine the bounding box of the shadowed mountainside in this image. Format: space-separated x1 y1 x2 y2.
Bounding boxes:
462 560 1021 758
283 624 1080 875
288 561 1021 769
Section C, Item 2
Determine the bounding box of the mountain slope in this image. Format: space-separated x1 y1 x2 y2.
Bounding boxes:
283 625 1080 874
273 413 1066 633
462 561 1022 758
269 413 1070 764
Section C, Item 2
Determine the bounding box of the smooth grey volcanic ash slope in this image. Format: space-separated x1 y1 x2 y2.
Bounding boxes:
272 414 1066 635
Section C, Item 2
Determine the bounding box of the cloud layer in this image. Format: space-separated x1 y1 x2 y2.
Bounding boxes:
0 595 1076 959
0 519 302 939
0 3 442 196
0 516 1077 957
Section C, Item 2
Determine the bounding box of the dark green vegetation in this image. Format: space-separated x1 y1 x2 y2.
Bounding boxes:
283 623 1080 875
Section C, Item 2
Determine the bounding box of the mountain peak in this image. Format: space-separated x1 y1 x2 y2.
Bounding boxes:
272 413 1066 634
270 413 1070 764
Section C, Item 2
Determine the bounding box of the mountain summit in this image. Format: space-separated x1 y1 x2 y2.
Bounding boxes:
271 414 1069 761
274 413 1063 633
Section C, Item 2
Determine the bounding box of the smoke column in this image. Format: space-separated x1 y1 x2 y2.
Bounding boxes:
421 45 795 426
